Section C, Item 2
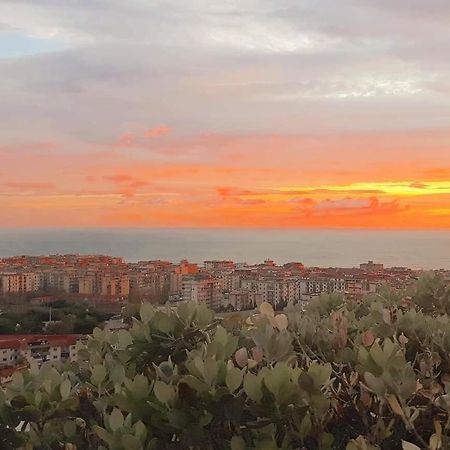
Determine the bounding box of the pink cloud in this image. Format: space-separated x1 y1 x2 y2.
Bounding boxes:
145 125 172 138
104 174 134 183
289 197 315 206
5 182 55 191
116 133 136 147
103 174 150 198
310 197 406 217
238 198 266 205
315 198 373 210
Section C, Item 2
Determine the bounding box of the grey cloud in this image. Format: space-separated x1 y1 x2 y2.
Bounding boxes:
0 0 449 146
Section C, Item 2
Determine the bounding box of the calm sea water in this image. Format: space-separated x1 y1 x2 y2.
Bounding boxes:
0 229 449 269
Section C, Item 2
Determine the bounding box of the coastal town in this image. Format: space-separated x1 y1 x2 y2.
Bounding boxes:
1 254 449 311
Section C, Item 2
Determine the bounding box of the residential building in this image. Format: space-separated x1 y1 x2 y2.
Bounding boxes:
0 272 38 294
0 334 82 384
182 275 221 310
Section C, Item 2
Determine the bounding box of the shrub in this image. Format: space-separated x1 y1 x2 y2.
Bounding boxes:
1 275 450 449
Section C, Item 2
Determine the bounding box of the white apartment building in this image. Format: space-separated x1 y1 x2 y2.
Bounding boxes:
240 277 301 306
299 277 345 299
0 335 81 371
182 275 221 310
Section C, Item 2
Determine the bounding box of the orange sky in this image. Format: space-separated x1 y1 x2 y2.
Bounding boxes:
1 1 450 229
1 130 449 229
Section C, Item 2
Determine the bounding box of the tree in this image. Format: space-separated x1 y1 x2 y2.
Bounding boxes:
73 315 98 334
45 320 74 334
0 317 15 334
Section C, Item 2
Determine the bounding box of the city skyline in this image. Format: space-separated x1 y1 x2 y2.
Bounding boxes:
0 253 431 311
1 1 450 228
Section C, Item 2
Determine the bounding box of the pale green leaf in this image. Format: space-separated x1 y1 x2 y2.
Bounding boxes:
226 366 244 393
60 379 71 400
109 408 124 432
402 441 421 450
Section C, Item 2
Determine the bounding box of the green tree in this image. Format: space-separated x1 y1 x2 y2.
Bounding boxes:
0 317 15 334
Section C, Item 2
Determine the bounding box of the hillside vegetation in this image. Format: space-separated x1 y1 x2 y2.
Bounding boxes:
1 274 450 450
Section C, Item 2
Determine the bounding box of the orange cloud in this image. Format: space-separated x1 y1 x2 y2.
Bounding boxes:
312 197 406 217
102 174 150 198
422 168 450 180
104 174 134 183
216 186 260 199
1 129 450 229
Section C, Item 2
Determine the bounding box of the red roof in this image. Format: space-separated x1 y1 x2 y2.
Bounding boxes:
0 366 17 377
0 334 80 349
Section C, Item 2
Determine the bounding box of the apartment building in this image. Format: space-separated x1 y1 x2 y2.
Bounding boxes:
46 270 80 294
204 260 235 271
228 290 263 310
178 260 200 275
299 277 346 299
360 261 384 271
100 274 130 298
169 272 183 294
0 334 82 383
218 272 242 292
130 272 158 291
0 272 38 294
182 275 221 310
240 277 300 307
345 278 369 302
78 274 97 295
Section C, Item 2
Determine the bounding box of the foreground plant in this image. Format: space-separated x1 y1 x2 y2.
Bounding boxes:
0 274 450 449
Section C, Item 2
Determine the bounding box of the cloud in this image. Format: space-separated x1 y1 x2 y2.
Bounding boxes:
2 0 450 146
145 126 172 138
104 174 134 183
1 1 450 228
311 197 406 217
116 133 136 147
422 168 450 180
315 198 373 210
409 181 428 189
238 198 266 206
215 186 260 198
102 174 150 198
289 197 315 206
5 181 55 191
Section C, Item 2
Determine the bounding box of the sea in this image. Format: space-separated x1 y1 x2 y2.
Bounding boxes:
0 228 449 269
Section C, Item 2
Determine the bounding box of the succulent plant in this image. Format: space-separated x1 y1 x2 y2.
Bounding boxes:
1 274 450 449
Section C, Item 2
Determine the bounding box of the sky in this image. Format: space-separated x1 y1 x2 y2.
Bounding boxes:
0 0 449 229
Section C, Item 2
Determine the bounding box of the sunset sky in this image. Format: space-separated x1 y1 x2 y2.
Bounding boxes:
1 1 449 229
